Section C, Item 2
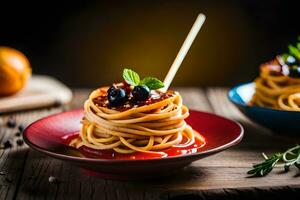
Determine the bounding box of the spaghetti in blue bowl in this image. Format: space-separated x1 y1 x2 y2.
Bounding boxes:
228 82 300 134
228 38 300 134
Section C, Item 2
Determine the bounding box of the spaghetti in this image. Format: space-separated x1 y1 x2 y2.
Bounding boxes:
69 87 203 156
251 59 300 111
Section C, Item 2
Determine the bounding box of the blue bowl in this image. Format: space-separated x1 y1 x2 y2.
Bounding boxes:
228 82 300 134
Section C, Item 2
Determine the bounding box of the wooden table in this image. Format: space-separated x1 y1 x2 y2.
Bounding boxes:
0 88 299 200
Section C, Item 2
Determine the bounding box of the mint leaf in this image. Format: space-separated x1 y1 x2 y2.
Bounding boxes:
123 68 140 86
140 77 164 90
297 43 300 51
288 45 300 60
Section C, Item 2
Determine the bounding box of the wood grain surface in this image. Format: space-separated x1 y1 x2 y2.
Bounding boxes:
0 88 299 200
0 76 72 113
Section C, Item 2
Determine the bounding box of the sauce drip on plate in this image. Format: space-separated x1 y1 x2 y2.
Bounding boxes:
62 132 206 160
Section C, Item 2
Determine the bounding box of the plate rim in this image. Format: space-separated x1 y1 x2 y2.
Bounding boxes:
23 109 244 164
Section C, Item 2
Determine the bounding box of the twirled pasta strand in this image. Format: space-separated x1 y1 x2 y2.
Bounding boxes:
70 88 197 154
251 63 300 111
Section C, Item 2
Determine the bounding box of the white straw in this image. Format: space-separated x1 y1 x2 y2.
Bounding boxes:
161 14 206 92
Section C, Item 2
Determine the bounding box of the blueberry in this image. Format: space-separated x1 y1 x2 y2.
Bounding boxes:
107 86 127 107
16 139 24 146
6 118 16 128
18 124 25 132
2 140 12 149
132 85 150 102
107 86 115 95
15 132 21 137
288 65 300 78
286 55 297 65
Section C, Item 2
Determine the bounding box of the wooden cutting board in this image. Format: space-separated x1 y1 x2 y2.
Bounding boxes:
0 75 72 113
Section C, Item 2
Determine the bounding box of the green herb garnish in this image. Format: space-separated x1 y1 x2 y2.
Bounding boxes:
140 77 164 90
281 37 300 63
247 145 300 177
288 45 300 60
123 68 164 90
123 68 140 86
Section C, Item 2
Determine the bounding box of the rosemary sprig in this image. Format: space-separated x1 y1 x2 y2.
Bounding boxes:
247 145 300 177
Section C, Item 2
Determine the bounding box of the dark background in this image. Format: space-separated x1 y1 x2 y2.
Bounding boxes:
1 0 300 87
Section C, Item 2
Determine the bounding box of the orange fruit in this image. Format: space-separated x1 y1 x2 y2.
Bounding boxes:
0 47 31 96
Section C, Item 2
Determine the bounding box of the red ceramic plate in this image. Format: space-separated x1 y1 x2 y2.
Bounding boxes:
23 109 243 180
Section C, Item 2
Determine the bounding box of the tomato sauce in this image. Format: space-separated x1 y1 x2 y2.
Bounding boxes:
62 132 206 160
93 89 174 112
